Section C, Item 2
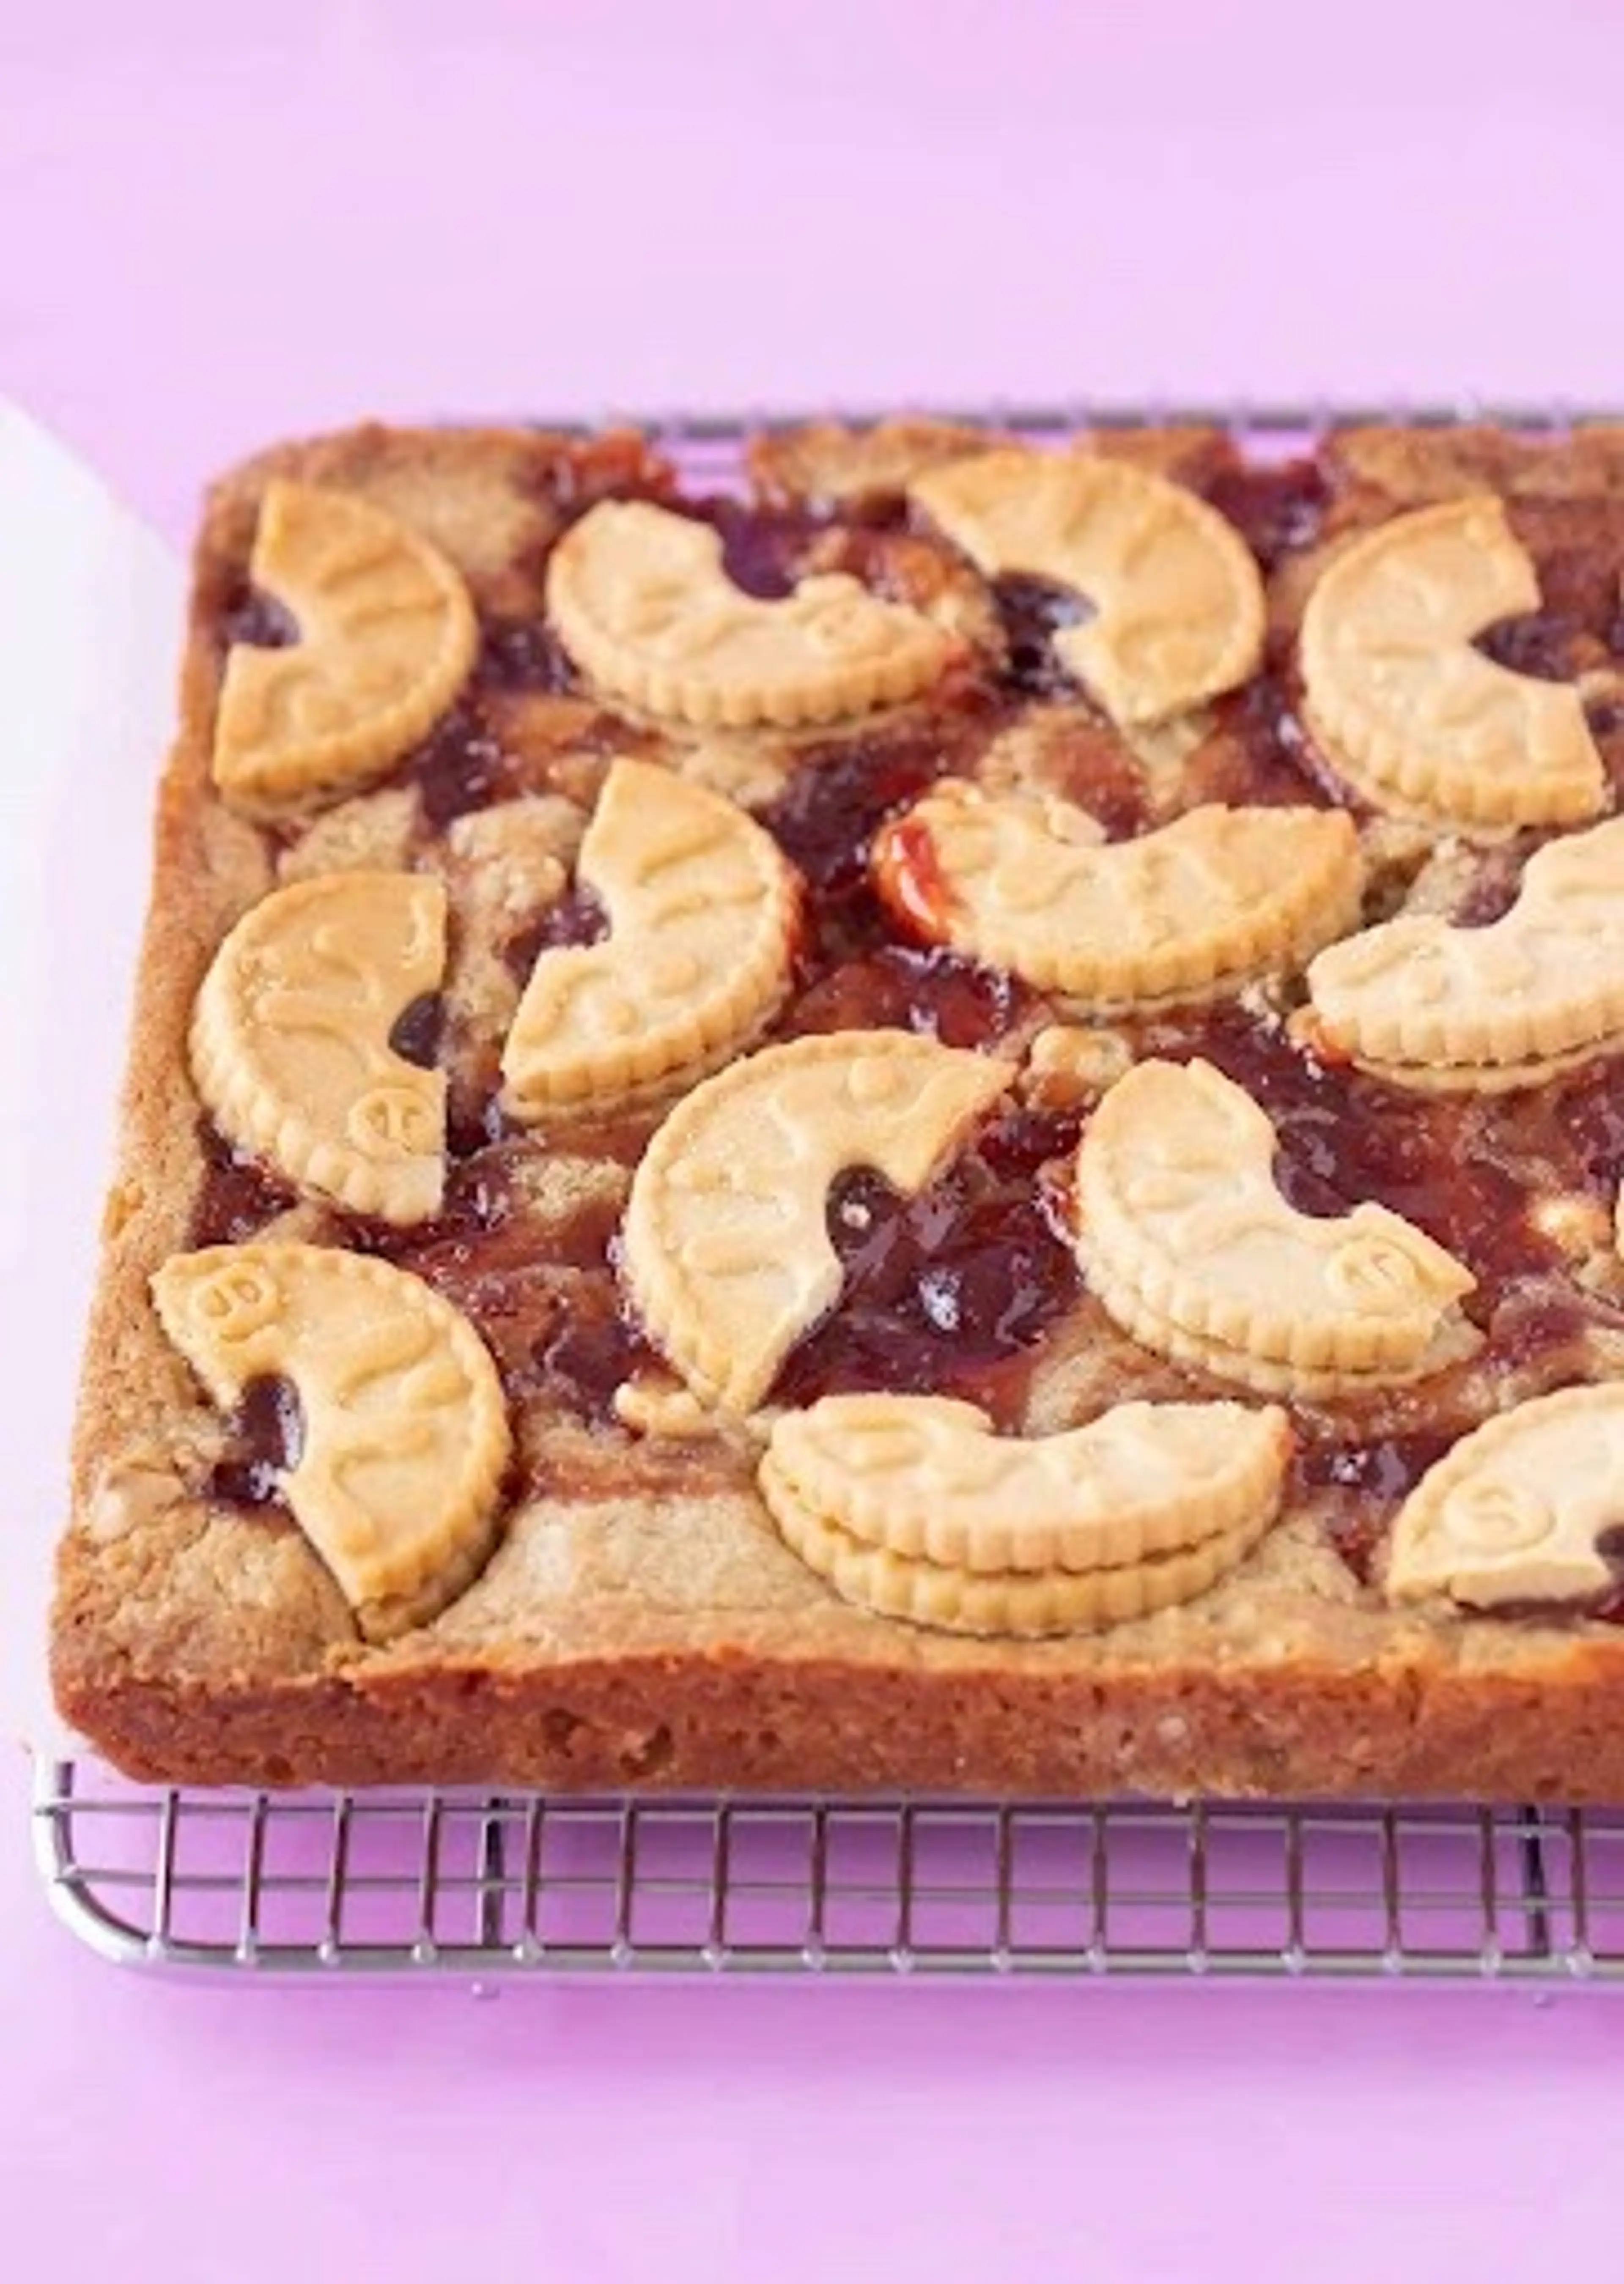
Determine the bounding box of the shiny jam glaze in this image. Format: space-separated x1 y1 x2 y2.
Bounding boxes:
761 726 973 968
1476 612 1597 683
701 497 824 600
444 1055 513 1162
774 1105 1084 1426
873 814 953 938
688 495 972 620
1291 1431 1458 1585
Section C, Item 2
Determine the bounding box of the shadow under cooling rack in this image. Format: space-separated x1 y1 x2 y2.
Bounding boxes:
31 1760 1624 1982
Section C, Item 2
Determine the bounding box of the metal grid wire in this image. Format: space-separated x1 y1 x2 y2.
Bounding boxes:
32 1761 1624 1981
34 399 1624 1982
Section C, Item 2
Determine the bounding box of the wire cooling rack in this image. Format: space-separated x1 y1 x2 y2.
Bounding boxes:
34 399 1624 1982
32 1760 1624 1982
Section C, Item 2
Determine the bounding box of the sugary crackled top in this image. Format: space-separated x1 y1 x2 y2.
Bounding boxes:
121 418 1624 1656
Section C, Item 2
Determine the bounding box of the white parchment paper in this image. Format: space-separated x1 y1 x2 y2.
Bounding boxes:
0 400 187 1749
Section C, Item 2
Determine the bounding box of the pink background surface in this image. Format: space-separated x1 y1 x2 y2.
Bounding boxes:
5 5 1624 2276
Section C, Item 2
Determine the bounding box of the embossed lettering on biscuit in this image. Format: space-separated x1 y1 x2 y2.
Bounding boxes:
1388 1384 1624 1608
192 870 448 1224
909 448 1266 725
876 786 1362 1004
762 1393 1291 1636
1300 497 1605 827
622 1031 1014 1413
546 500 952 728
212 481 479 815
1075 1058 1475 1391
152 1244 511 1637
502 759 800 1117
1306 817 1624 1086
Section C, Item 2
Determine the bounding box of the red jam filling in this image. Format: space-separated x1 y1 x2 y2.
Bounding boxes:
403 703 517 831
190 1120 297 1248
1202 456 1332 572
763 730 961 902
475 617 580 694
503 886 609 982
388 992 447 1069
214 581 299 652
774 1105 1084 1426
1186 673 1344 811
207 1374 304 1517
990 573 1092 702
349 1147 650 1420
700 498 828 600
873 814 953 938
786 943 1031 1050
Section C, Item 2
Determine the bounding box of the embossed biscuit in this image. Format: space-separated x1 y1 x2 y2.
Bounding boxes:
622 1031 1015 1413
502 759 801 1118
1084 1258 1482 1400
1388 1384 1624 1608
763 1478 1280 1637
152 1244 511 1639
763 1393 1291 1574
909 448 1266 725
191 870 447 1224
546 500 953 728
875 786 1362 1004
213 481 479 815
1305 817 1624 1082
1300 497 1606 827
1075 1058 1476 1381
1328 1036 1624 1096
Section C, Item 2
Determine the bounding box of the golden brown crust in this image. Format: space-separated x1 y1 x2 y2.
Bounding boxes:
49 416 1624 1800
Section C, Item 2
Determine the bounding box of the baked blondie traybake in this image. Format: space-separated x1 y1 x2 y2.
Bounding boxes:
49 412 1624 1798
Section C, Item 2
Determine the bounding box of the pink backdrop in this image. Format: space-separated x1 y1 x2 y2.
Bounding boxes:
5 5 1623 2276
